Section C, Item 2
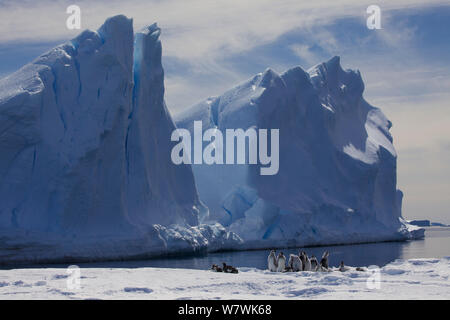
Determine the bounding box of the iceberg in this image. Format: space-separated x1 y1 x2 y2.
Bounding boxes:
0 15 422 264
175 56 424 247
0 15 241 264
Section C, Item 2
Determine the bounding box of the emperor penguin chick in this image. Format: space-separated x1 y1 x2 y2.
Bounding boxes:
310 255 319 271
268 250 278 272
277 252 286 272
288 254 302 272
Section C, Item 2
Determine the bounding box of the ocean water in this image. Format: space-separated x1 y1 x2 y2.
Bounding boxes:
73 227 450 270
4 227 449 270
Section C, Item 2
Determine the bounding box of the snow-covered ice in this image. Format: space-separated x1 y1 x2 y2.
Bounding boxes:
0 257 448 299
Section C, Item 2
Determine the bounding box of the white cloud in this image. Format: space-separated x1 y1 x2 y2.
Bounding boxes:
1 0 446 109
289 44 317 65
0 0 445 54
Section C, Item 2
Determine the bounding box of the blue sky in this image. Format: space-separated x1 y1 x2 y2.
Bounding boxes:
0 0 449 223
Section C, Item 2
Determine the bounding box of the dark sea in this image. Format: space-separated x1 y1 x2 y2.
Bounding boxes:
73 226 450 270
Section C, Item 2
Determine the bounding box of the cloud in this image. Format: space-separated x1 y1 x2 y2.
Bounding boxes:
0 0 445 53
289 44 317 65
0 0 448 109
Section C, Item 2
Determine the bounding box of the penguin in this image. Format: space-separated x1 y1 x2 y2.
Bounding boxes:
288 254 303 272
268 250 278 272
222 262 236 273
339 261 349 272
277 252 286 272
301 251 312 271
356 267 366 272
299 251 306 270
211 264 223 272
310 255 319 271
284 265 293 272
320 251 329 271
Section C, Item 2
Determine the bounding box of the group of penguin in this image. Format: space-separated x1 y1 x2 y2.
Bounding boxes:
210 250 365 274
211 262 239 273
268 250 360 272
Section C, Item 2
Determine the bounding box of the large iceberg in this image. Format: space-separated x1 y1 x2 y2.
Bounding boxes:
175 56 423 248
0 16 240 264
0 15 422 264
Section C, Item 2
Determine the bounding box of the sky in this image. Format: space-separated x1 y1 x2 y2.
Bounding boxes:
0 0 449 224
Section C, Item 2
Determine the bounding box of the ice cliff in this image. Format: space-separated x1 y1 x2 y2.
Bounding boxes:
0 16 240 264
175 56 423 248
0 15 422 264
